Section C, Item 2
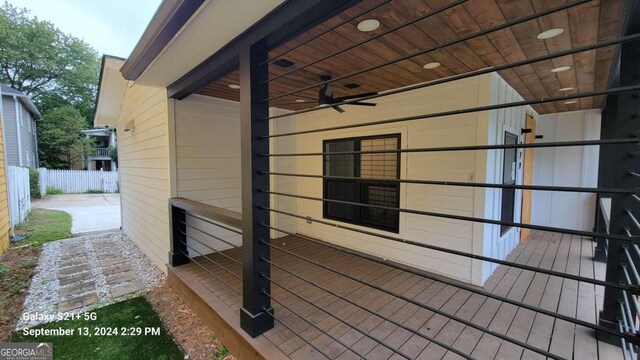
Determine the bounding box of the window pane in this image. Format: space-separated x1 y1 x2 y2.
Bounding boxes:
501 132 518 235
361 183 399 231
325 180 357 222
360 137 397 179
502 133 517 184
324 140 355 177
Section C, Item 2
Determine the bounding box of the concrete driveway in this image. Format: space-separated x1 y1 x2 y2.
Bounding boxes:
33 194 121 234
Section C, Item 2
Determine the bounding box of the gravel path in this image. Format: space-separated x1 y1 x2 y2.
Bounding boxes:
17 231 164 329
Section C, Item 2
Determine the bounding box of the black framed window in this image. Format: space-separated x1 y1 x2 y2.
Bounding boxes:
323 134 400 233
500 131 518 235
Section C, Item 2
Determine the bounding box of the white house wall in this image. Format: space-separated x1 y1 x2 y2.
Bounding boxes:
531 109 600 232
117 83 172 271
481 74 535 283
174 95 298 256
288 75 494 285
174 95 242 256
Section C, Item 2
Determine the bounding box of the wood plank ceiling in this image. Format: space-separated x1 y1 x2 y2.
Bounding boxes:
195 0 626 114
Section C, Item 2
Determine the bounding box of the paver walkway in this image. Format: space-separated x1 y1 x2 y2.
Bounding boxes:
56 236 143 312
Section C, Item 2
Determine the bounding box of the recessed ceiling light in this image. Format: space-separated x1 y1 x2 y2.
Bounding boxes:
228 84 240 89
551 66 571 73
295 99 306 103
537 28 565 40
357 19 380 32
564 100 577 104
559 87 575 92
423 62 441 69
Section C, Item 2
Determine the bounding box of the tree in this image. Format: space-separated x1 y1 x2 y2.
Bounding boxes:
37 106 95 169
0 2 100 126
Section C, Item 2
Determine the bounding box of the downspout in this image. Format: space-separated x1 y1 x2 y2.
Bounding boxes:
33 118 39 167
13 96 23 167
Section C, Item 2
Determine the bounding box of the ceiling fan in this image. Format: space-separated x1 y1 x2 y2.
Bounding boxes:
318 75 377 113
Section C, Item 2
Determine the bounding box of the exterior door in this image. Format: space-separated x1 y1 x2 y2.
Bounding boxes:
520 114 536 242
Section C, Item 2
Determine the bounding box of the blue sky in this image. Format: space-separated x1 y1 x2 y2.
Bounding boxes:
7 0 163 58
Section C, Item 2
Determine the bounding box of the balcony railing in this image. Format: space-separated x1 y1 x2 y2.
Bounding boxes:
93 148 110 158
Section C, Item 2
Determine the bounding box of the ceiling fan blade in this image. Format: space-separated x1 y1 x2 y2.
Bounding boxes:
348 102 377 107
332 105 345 113
332 92 378 102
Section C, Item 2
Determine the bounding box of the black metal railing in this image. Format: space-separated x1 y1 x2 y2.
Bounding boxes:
166 0 640 358
169 198 243 295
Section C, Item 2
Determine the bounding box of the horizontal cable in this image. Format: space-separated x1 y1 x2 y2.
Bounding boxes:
262 171 636 195
263 0 592 103
261 0 392 66
264 0 467 84
263 138 639 155
177 226 241 265
262 257 473 359
177 249 241 295
264 84 640 138
261 291 372 359
262 189 640 244
263 32 640 116
627 209 640 232
623 286 640 333
177 239 242 282
261 223 634 342
620 321 631 360
180 219 241 251
185 210 243 235
625 290 640 327
261 206 626 289
262 273 413 359
259 305 332 360
624 248 640 285
621 301 636 335
261 234 560 359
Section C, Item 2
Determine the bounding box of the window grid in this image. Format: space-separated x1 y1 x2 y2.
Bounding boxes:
323 134 400 233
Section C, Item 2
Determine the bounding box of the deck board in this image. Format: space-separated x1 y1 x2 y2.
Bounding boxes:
173 231 620 359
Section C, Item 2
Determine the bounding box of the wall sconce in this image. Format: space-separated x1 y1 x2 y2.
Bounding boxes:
124 119 135 132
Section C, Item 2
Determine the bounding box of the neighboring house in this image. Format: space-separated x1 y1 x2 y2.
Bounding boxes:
94 1 638 359
81 127 116 171
0 85 41 168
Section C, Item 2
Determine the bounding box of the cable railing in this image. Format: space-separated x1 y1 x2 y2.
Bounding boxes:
165 0 640 358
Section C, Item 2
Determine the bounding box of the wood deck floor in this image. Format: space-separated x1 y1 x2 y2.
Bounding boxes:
169 231 623 360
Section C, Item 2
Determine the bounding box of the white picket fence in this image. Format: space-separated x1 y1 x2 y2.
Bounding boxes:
7 166 31 227
39 168 119 195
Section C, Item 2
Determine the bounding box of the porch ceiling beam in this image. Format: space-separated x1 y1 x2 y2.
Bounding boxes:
167 0 362 100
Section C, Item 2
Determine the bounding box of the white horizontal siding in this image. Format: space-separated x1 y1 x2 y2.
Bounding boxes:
117 84 171 271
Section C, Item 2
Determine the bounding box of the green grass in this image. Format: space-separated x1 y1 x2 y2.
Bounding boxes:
13 297 184 360
213 346 229 360
46 187 64 195
14 209 72 247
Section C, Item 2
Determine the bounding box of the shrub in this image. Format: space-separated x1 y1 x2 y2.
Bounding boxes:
46 187 63 195
28 167 39 198
86 189 104 194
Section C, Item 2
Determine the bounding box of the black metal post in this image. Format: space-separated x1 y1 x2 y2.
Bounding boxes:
594 194 609 262
598 29 640 343
169 202 189 266
239 41 273 337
